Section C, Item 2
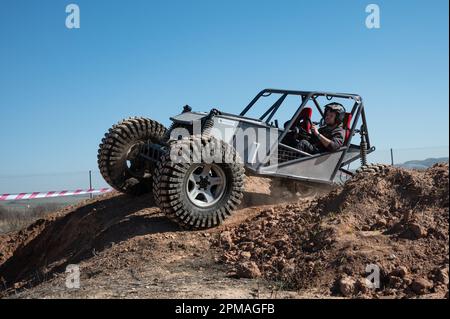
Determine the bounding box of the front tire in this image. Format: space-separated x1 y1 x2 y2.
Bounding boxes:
153 137 245 229
97 117 166 195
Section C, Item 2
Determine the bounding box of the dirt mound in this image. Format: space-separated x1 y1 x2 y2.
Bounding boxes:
0 192 173 291
0 167 448 299
0 177 277 296
218 164 449 298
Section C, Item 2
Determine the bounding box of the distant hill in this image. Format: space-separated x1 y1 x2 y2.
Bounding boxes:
398 157 449 170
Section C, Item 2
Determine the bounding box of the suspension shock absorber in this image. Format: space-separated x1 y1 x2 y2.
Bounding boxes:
202 108 220 138
360 125 368 166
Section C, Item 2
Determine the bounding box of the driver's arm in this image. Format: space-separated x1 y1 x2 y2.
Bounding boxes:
312 125 345 151
316 133 333 149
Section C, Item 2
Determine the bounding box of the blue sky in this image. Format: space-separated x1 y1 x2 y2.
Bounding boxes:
0 0 448 193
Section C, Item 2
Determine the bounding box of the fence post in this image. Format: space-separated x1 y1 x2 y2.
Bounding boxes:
390 148 394 166
89 170 93 199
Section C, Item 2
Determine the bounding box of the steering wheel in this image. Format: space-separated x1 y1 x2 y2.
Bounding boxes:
305 118 321 127
318 118 325 127
286 122 313 141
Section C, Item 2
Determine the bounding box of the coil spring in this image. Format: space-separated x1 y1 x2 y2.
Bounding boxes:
201 117 214 137
202 109 219 138
140 142 163 163
360 138 368 166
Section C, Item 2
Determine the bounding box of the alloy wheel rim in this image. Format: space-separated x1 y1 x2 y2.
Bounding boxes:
185 164 226 208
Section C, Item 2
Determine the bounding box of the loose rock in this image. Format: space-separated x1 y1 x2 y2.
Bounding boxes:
410 278 433 295
339 276 356 297
409 223 427 239
391 266 409 278
236 262 262 279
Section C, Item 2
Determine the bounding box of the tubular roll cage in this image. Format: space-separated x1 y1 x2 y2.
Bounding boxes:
239 88 374 181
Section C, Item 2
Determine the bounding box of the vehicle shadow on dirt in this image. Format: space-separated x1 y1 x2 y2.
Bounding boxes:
0 190 282 294
0 193 175 292
240 192 280 207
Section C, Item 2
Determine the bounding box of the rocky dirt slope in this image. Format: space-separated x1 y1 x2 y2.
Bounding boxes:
0 165 448 299
218 164 449 298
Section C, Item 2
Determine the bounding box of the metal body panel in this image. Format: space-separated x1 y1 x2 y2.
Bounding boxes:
170 112 207 124
260 150 343 181
210 115 280 170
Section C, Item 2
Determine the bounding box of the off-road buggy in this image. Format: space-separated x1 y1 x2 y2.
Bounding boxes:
98 89 377 229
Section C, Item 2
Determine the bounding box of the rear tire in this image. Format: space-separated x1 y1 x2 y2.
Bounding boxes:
269 178 320 198
98 117 166 195
356 163 390 175
153 137 245 229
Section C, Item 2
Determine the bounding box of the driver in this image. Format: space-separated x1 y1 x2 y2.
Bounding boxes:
297 103 346 154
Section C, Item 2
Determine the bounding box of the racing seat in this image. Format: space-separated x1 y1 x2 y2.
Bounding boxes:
294 107 313 133
281 107 312 147
343 112 353 143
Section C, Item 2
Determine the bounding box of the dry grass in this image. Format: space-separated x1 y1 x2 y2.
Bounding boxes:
0 203 61 234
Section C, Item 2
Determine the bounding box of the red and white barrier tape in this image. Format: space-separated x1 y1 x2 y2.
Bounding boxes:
0 188 113 201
